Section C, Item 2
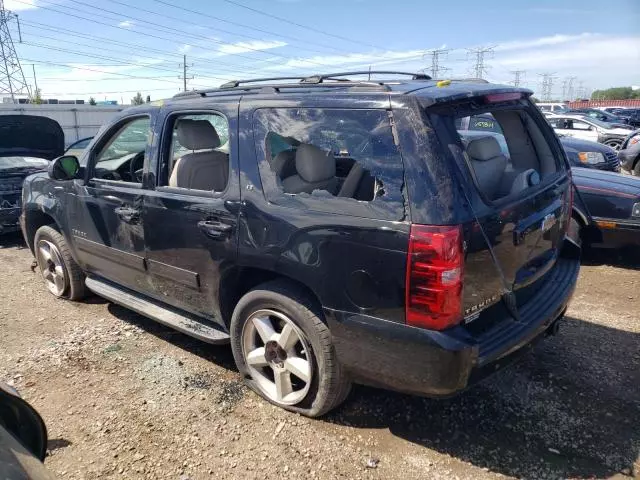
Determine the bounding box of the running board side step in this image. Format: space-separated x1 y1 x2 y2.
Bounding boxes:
85 276 230 345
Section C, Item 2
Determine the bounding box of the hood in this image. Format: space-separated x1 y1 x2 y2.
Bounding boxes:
608 126 635 135
572 167 640 197
0 115 64 160
560 136 611 154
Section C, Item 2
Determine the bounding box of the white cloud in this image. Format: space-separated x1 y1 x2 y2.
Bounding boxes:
178 44 192 54
210 40 287 57
263 49 425 71
118 20 135 28
4 0 37 10
494 33 597 52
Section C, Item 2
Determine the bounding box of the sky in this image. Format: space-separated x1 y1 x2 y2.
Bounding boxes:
5 0 640 103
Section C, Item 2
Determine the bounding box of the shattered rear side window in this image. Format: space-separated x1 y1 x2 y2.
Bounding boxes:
252 108 406 221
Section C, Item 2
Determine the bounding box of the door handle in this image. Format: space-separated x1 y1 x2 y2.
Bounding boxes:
114 206 140 224
197 220 233 240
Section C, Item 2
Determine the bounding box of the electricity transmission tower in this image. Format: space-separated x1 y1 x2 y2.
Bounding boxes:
178 54 194 91
539 73 556 101
0 0 30 102
424 48 450 79
466 46 495 79
566 76 577 101
561 79 568 100
510 70 526 87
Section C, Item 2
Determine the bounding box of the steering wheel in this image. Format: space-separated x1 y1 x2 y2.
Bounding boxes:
129 151 145 182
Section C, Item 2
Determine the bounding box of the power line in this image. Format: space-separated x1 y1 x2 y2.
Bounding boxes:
0 0 30 101
424 48 450 79
20 27 258 77
219 0 384 50
61 0 335 68
510 70 526 87
147 0 347 54
10 0 291 67
105 0 344 57
19 22 258 73
20 41 230 81
466 46 494 79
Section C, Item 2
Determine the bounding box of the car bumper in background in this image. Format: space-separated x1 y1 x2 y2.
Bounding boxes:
0 207 21 234
592 218 640 248
619 144 640 171
325 251 580 398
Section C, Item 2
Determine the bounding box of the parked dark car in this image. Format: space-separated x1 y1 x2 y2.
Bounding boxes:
0 381 53 479
0 115 64 235
613 108 640 128
572 168 640 249
618 130 640 175
567 108 629 126
20 72 579 416
560 136 620 171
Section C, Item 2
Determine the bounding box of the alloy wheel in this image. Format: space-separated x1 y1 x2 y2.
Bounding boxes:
36 239 67 296
241 309 312 406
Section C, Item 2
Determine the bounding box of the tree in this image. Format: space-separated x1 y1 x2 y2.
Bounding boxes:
131 92 144 105
89 96 97 106
33 88 43 105
590 87 640 101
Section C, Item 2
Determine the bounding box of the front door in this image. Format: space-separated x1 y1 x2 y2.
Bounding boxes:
72 114 154 292
142 106 240 326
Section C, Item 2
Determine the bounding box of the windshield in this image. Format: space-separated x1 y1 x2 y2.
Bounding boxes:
0 156 49 170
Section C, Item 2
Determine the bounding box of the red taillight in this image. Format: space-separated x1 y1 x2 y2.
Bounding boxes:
406 224 464 330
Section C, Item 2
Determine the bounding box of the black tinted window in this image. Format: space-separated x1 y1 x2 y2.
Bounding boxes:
253 108 405 220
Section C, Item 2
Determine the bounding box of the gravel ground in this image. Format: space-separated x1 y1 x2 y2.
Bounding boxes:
1 232 639 480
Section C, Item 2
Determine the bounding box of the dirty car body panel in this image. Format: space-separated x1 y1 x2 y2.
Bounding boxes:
20 77 580 401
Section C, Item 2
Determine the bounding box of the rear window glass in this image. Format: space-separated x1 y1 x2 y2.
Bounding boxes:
437 107 561 203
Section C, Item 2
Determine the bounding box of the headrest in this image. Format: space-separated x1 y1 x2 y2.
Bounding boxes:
177 119 220 150
295 144 335 183
466 136 503 161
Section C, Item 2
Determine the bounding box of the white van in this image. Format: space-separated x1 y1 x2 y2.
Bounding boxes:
537 102 570 114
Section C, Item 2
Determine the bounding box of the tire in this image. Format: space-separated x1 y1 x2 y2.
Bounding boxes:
33 225 86 301
230 280 351 417
604 139 622 151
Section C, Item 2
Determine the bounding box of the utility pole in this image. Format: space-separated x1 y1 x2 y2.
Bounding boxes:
466 46 495 79
0 0 30 102
178 54 194 91
30 63 37 94
424 48 450 79
539 73 556 101
510 70 526 87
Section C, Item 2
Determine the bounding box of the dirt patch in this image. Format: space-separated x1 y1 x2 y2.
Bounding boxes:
1 234 638 479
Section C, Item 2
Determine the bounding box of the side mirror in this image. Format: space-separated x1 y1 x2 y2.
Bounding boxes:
48 155 80 180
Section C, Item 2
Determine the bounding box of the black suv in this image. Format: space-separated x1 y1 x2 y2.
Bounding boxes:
20 72 580 417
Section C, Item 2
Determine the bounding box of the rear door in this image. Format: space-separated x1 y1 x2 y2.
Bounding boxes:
141 104 240 325
425 96 572 314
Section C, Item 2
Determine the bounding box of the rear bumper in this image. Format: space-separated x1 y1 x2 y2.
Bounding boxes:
325 253 580 397
0 207 21 234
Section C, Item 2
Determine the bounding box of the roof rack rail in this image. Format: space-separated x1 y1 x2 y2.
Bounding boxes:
301 71 431 83
219 76 308 89
448 78 490 84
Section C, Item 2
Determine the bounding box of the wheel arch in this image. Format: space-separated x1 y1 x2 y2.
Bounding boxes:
219 266 323 329
23 209 59 254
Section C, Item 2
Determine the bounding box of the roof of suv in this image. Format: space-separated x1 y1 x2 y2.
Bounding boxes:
163 72 532 108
